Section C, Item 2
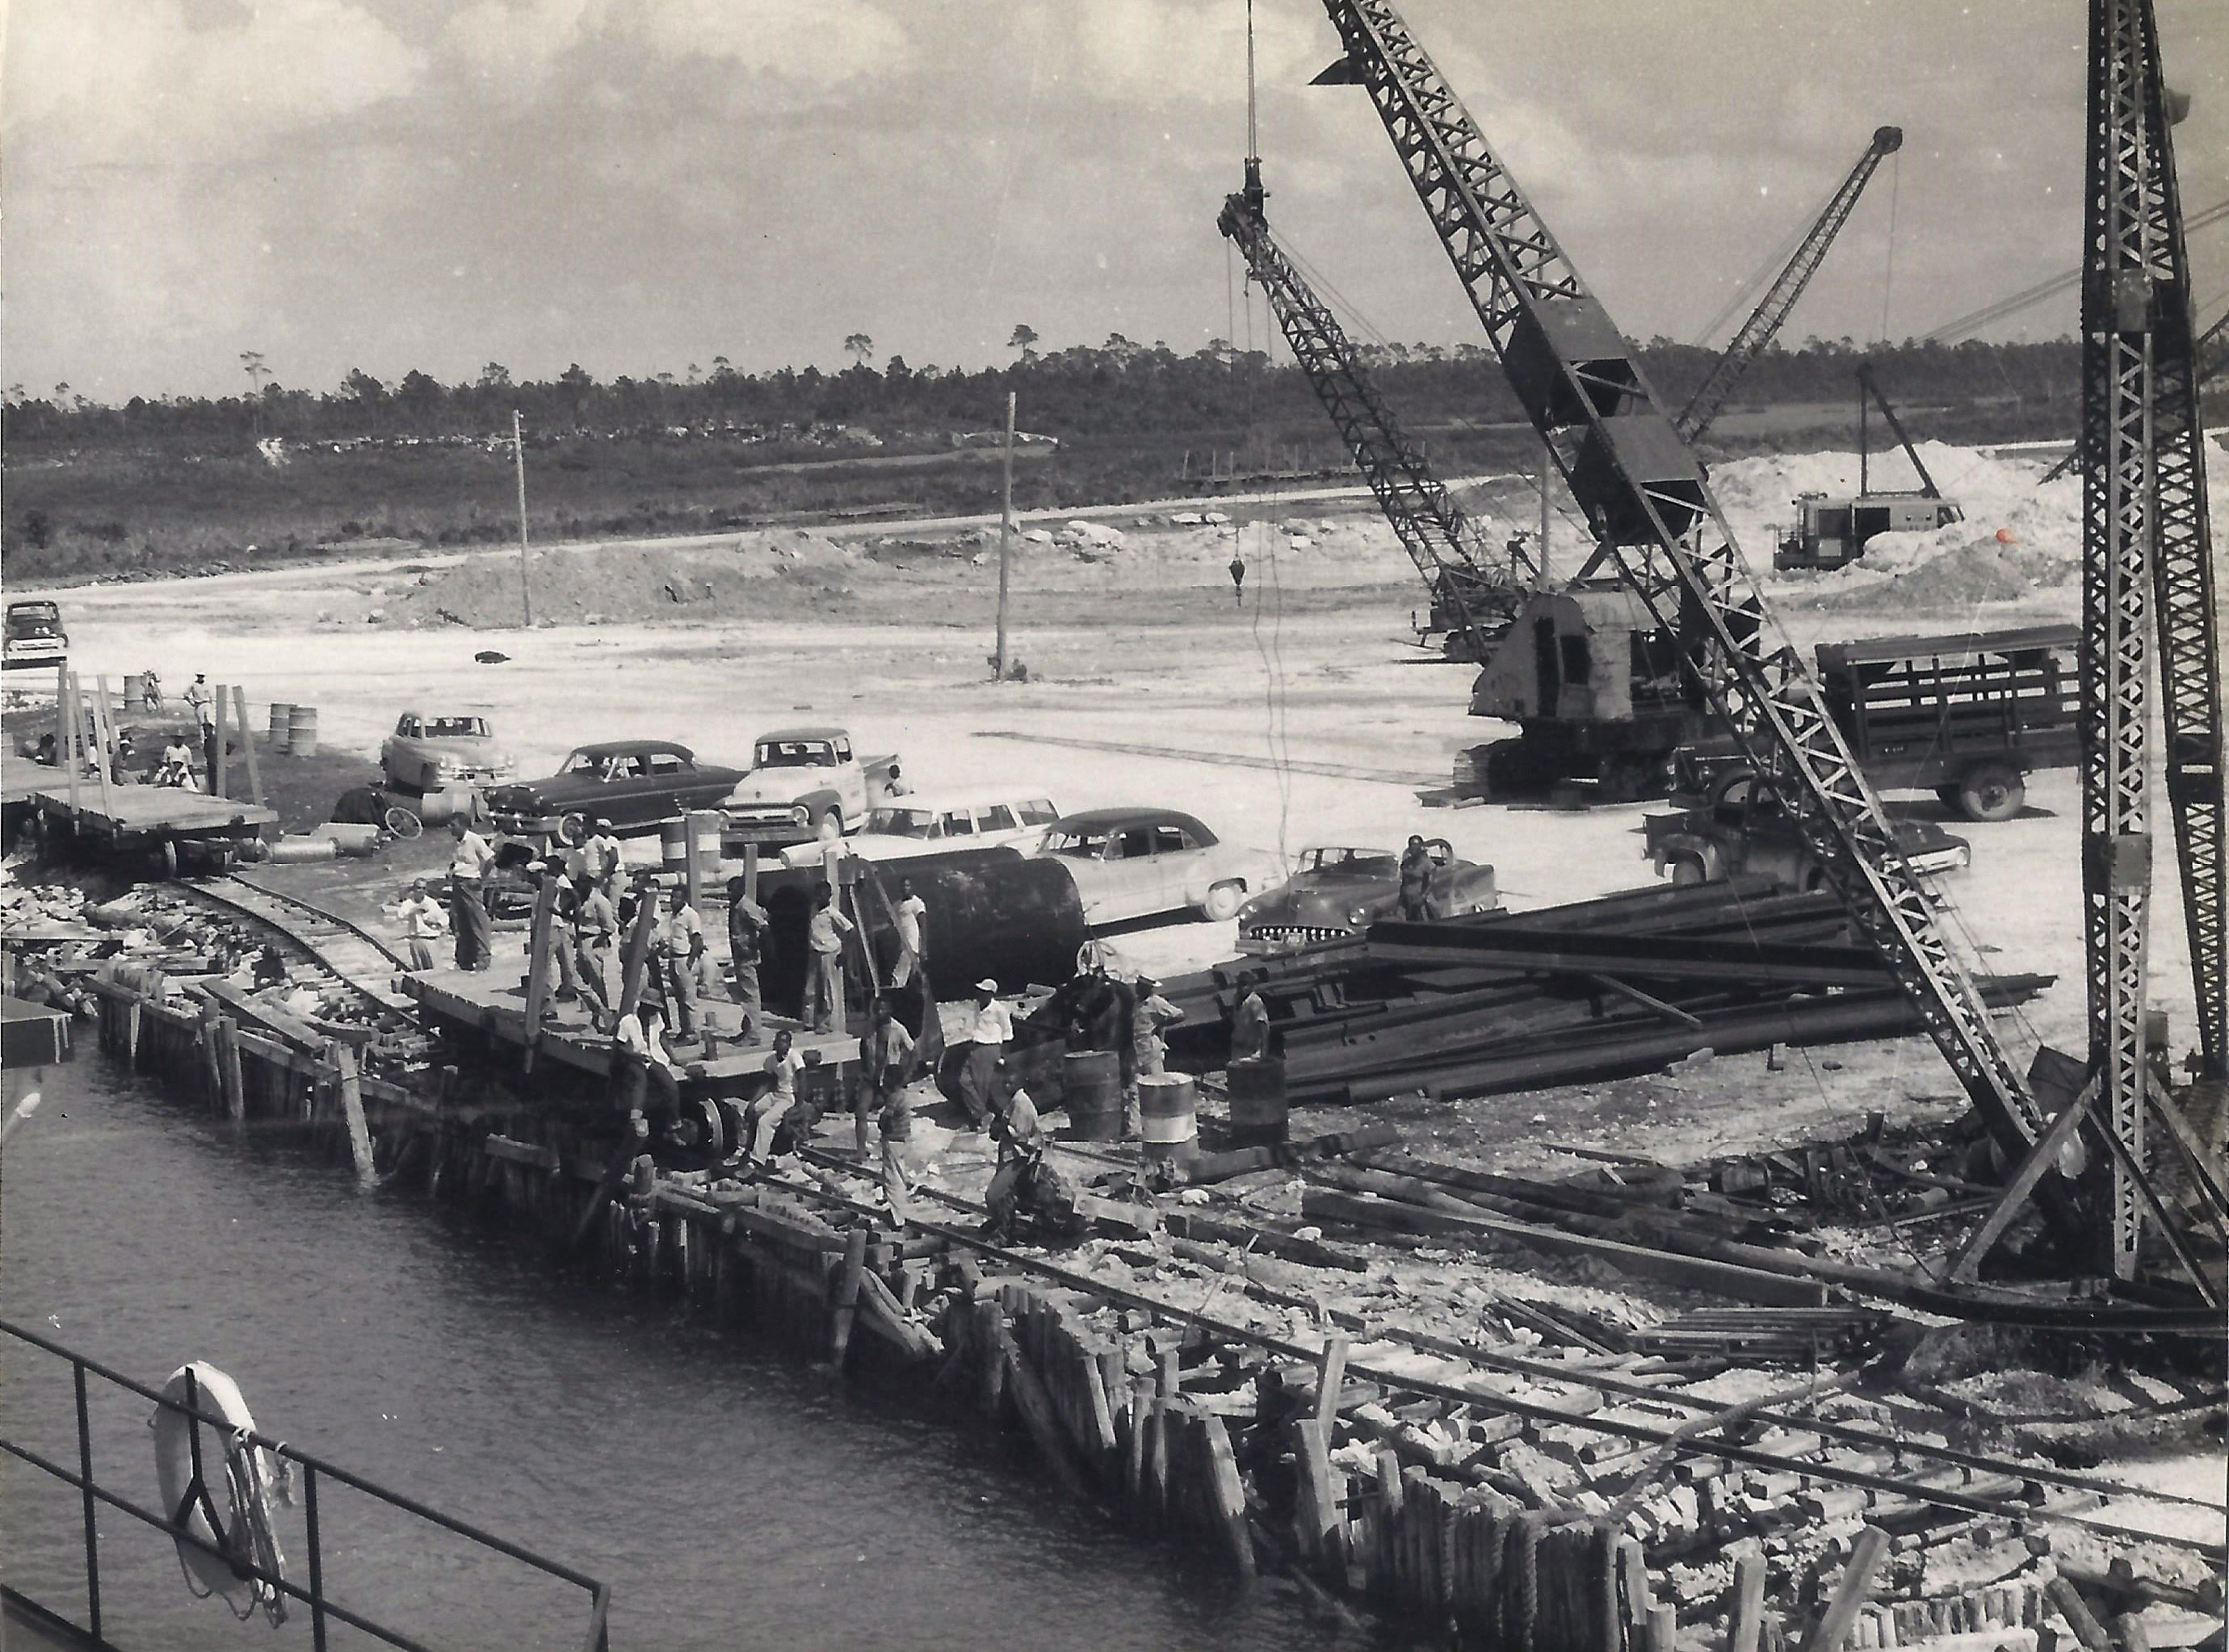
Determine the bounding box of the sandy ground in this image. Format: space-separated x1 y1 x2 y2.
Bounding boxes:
15 438 2214 1170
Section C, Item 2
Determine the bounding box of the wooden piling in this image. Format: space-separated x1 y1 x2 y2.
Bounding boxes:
329 1040 376 1184
830 1225 870 1367
1803 1528 1890 1652
1200 1413 1256 1579
995 1314 1091 1499
214 1017 246 1122
229 685 263 807
1730 1549 1771 1652
1316 1332 1350 1432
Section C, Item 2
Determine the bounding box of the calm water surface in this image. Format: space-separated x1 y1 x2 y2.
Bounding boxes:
2 1055 1407 1651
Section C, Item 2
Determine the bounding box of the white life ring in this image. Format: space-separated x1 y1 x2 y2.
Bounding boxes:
151 1362 288 1622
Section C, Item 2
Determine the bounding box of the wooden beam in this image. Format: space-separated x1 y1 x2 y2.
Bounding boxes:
1315 1333 1350 1432
1945 1077 2097 1283
330 1040 376 1184
62 671 82 815
212 682 229 799
616 883 658 1020
1799 1526 1889 1652
521 872 560 1071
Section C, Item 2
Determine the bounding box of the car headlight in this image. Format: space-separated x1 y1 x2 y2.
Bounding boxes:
1348 906 1373 925
791 804 810 825
431 757 456 779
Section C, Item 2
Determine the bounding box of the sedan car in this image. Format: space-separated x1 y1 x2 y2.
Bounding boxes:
1035 807 1277 926
485 740 746 842
380 711 516 793
1236 841 1500 954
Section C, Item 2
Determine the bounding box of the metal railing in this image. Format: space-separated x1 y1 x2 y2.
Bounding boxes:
0 1316 611 1650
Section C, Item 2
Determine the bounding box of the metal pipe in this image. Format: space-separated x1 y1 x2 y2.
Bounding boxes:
74 1361 99 1642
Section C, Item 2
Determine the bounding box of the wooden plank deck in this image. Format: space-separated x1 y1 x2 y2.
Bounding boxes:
405 966 861 1084
29 782 275 839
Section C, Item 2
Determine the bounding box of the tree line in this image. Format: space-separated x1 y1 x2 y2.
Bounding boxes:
5 333 2084 454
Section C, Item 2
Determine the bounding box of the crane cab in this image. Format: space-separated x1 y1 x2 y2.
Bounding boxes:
1775 492 1962 572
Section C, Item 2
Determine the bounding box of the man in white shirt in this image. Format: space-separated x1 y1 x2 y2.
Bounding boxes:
581 820 623 900
891 875 928 987
804 883 855 1034
654 887 706 1037
609 1000 678 1137
447 816 496 970
394 878 448 971
952 978 1011 1128
745 1029 806 1161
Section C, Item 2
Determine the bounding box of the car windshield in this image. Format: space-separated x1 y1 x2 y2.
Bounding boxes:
1045 828 1114 859
560 750 599 774
7 604 60 628
425 716 489 739
865 807 936 837
758 741 836 767
1303 848 1397 876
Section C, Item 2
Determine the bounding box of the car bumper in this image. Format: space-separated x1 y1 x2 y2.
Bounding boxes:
1237 923 1356 956
489 810 562 836
2 642 68 667
722 807 812 848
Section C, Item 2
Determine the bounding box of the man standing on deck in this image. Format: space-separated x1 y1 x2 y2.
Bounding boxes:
951 978 1011 1128
559 872 616 1031
447 816 495 971
1397 835 1434 922
185 673 217 782
654 885 705 1038
581 819 623 902
891 875 928 988
726 876 769 1032
855 995 918 1220
803 882 854 1034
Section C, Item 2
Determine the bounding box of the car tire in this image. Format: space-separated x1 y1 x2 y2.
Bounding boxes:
1955 765 2025 824
1934 784 1963 811
1200 880 1245 922
819 807 844 841
556 811 590 846
384 805 424 840
1670 855 1708 887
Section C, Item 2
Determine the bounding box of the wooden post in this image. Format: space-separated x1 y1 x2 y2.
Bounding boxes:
997 1315 1090 1498
1200 1413 1256 1579
522 873 560 1071
616 884 658 1019
230 686 263 807
974 1297 1007 1420
1291 1416 1343 1575
830 1225 869 1368
1316 1332 1350 1431
212 682 229 799
1647 1604 1678 1652
995 389 1015 679
1729 1549 1770 1652
514 409 534 628
328 1041 376 1184
86 674 117 823
62 670 82 815
1799 1527 1890 1652
215 1017 246 1122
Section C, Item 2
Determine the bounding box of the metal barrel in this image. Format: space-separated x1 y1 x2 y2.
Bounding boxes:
1061 1050 1124 1142
1137 1073 1198 1166
414 783 475 828
286 704 318 757
1226 1056 1289 1145
660 819 689 883
123 673 148 707
268 702 296 755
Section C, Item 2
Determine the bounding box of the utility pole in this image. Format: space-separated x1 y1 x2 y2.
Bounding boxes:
513 409 535 628
996 391 1015 680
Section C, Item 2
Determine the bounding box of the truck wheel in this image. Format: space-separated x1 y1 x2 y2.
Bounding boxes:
818 807 844 841
1956 765 2025 823
556 811 589 845
1934 785 1962 811
1670 856 1708 887
1200 881 1245 922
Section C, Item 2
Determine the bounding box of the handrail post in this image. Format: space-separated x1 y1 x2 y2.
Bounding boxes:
305 1462 329 1652
74 1360 101 1642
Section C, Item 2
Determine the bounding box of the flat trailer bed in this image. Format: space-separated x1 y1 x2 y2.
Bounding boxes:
27 782 276 864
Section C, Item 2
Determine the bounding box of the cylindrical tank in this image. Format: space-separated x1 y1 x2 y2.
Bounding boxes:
661 818 689 883
267 837 338 865
268 702 295 756
1138 1073 1198 1167
286 704 318 758
1226 1056 1289 1145
414 783 476 828
1061 1050 1123 1142
123 674 148 708
312 823 381 857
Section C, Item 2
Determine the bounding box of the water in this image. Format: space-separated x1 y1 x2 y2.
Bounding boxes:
2 1055 1403 1650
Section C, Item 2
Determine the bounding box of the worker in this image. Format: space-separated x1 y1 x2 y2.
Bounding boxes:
745 1028 805 1163
951 978 1012 1127
609 1000 678 1142
855 995 917 1218
891 874 928 987
1228 551 1247 606
141 669 163 711
110 728 136 785
1397 835 1434 922
184 673 213 730
984 1075 1085 1243
558 871 616 1030
725 877 769 1029
157 736 199 790
395 878 449 971
581 819 623 901
884 761 911 798
447 815 496 971
653 886 705 1038
803 882 854 1035
1123 975 1185 1134
1230 986 1271 1063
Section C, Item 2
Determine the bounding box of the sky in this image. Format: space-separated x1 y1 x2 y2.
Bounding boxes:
5 0 2226 404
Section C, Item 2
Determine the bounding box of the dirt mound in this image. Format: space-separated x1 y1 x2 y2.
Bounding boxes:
381 530 859 628
1805 530 2078 610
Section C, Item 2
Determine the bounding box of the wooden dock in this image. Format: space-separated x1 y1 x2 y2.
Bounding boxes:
29 782 275 848
405 965 861 1086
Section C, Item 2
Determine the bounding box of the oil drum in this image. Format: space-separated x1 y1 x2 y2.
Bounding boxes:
1226 1056 1288 1146
1137 1073 1198 1167
1061 1050 1123 1142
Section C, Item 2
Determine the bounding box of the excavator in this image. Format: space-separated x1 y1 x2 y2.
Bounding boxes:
1309 0 2222 1304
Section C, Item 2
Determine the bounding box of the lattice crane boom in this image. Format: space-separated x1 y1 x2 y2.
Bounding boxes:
1313 0 2053 1173
2082 0 2225 1276
1217 161 1533 653
1677 126 1905 443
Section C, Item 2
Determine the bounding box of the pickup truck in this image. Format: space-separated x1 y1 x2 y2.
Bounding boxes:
718 725 905 849
2 600 68 670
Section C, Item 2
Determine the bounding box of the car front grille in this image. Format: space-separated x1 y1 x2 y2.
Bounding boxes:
1240 924 1351 947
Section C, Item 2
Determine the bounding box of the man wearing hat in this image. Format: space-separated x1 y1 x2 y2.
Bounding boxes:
1127 975 1186 1135
951 977 1012 1127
